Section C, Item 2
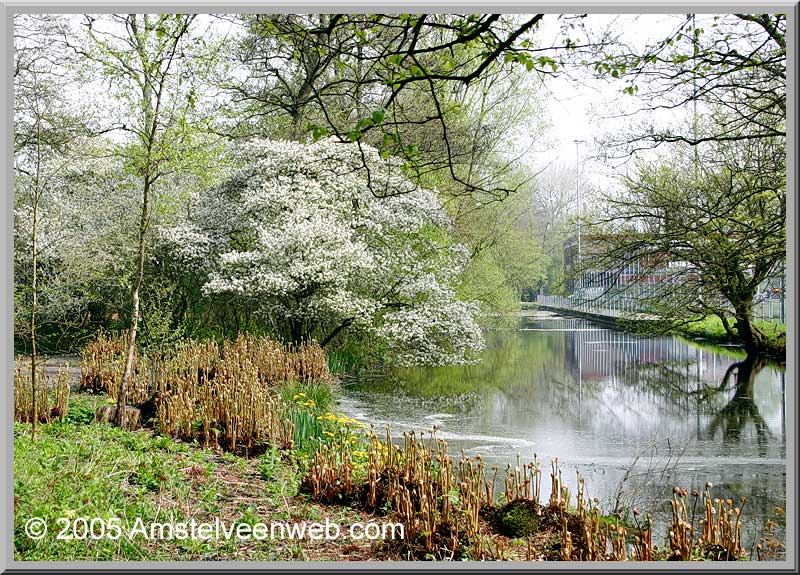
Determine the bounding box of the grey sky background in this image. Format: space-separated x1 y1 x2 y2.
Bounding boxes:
43 12 736 212
533 13 702 203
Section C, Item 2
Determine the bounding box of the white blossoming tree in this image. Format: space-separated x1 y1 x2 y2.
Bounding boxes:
161 138 485 366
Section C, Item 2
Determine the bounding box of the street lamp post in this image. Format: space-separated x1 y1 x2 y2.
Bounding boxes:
781 263 785 323
574 139 586 292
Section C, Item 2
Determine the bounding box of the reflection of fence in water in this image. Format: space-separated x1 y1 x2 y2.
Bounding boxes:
525 316 785 548
561 324 739 388
550 323 785 459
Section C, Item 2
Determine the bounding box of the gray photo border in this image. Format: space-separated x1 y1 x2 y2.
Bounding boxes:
1 0 797 572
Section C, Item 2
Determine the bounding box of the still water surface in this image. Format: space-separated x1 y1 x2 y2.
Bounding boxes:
338 311 786 547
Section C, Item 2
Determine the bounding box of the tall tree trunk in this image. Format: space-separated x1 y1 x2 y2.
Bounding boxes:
30 117 41 440
118 14 157 428
118 173 150 428
289 318 303 345
733 300 763 354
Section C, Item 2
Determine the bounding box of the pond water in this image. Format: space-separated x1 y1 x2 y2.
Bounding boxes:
337 311 786 548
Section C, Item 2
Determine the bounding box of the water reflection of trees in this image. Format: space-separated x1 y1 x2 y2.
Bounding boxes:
344 320 785 549
619 358 729 413
347 323 783 450
548 326 785 448
701 354 772 451
616 348 774 448
562 330 716 429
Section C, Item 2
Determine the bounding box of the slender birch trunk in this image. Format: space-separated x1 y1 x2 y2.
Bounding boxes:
30 116 42 440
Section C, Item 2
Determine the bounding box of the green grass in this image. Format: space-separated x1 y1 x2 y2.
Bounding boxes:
15 391 774 562
277 381 337 455
753 320 786 342
277 380 336 413
327 350 363 376
62 394 103 425
677 316 785 350
15 420 213 560
14 393 374 561
13 419 286 560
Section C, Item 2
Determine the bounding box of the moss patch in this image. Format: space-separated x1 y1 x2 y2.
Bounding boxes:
495 500 540 538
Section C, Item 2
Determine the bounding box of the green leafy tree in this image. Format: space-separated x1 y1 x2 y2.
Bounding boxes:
78 14 204 426
584 134 785 354
14 14 90 437
222 13 593 199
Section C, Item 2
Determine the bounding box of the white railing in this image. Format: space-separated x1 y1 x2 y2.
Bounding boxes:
536 293 785 325
753 298 785 323
535 294 637 319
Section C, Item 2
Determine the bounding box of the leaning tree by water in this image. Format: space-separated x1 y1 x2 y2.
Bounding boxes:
583 132 785 355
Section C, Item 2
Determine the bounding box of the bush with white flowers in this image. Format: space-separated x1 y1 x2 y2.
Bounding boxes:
160 138 484 366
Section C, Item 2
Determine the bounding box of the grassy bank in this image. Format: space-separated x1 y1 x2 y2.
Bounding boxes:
16 396 787 562
13 333 786 562
677 317 786 357
528 303 785 358
14 399 375 561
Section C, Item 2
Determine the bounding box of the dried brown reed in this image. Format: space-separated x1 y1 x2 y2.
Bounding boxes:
302 426 762 562
669 487 695 560
306 438 355 502
631 509 654 561
754 515 785 561
76 334 767 562
698 483 745 560
557 472 635 561
503 455 541 504
80 331 151 404
14 359 70 423
80 332 331 452
667 482 747 561
303 426 477 557
303 427 614 559
152 335 329 452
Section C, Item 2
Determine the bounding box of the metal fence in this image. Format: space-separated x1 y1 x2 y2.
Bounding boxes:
535 294 642 319
753 298 785 322
536 293 785 325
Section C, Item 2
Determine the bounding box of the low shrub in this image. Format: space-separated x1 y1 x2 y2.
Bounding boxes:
496 500 540 537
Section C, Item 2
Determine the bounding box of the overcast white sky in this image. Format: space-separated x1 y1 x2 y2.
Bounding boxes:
529 13 703 201
53 11 715 207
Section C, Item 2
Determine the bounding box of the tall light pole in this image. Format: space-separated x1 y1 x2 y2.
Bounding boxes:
691 14 699 168
574 139 586 291
780 262 785 323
